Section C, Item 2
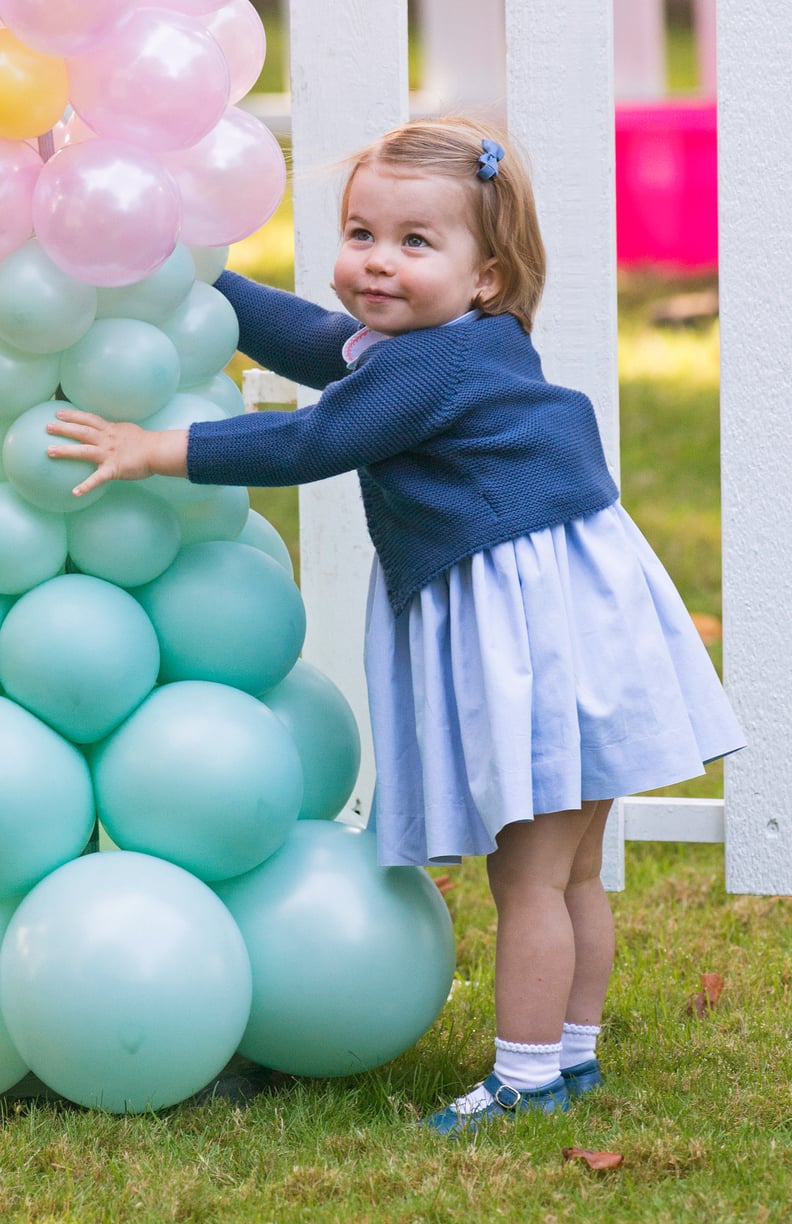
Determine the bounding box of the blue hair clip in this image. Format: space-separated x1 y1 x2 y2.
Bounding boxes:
476 138 505 181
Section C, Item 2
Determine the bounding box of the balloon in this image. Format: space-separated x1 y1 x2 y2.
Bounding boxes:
200 0 267 104
158 281 240 388
0 572 160 743
184 372 244 415
165 0 227 14
0 0 129 56
235 516 290 596
260 659 361 821
0 591 14 630
0 335 60 421
68 9 230 154
237 508 293 575
92 681 303 882
67 483 181 588
0 694 94 897
142 391 227 505
0 851 252 1112
0 893 27 1092
0 480 67 594
0 239 96 354
134 540 306 693
172 483 249 546
0 138 41 261
60 318 181 422
95 243 195 325
32 139 182 288
189 244 228 284
3 400 106 513
0 30 68 139
165 108 286 246
215 822 456 1077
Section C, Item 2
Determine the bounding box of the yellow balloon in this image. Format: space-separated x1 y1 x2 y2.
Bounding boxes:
0 30 68 140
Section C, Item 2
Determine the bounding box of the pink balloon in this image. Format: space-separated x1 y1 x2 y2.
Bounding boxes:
200 0 267 105
0 0 128 56
32 138 182 288
0 139 41 260
165 0 226 13
165 108 286 247
67 8 230 154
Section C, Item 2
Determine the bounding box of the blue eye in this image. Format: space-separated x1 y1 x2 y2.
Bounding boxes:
349 227 372 242
404 233 428 248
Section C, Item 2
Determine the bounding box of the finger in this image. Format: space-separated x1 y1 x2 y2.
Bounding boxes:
71 467 110 498
47 442 100 462
46 421 96 442
53 407 107 428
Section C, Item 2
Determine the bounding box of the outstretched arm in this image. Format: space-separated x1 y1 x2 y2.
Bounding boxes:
47 407 188 497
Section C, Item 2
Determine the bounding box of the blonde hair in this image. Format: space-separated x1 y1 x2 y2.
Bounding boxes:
339 116 546 332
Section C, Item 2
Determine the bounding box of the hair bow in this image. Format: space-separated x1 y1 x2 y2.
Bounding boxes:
476 139 505 181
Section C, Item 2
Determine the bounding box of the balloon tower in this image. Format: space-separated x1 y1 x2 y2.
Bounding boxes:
0 0 454 1113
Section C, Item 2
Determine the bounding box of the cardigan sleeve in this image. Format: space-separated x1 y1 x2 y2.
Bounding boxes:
186 325 468 487
214 270 358 389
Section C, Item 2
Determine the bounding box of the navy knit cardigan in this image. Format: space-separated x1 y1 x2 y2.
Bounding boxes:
187 271 619 616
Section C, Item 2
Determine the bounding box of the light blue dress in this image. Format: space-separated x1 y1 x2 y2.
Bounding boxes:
364 503 744 867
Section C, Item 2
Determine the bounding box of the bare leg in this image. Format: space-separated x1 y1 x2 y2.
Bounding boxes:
486 800 613 1043
564 799 614 1025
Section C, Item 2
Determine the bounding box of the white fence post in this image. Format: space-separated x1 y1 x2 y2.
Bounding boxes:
288 0 409 822
503 0 623 887
717 0 792 893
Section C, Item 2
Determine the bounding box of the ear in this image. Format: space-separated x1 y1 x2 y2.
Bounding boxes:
474 257 504 309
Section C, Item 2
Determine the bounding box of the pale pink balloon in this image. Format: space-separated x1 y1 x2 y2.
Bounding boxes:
67 8 231 153
32 138 182 288
0 0 128 56
165 108 286 247
200 0 267 105
165 0 226 13
0 138 41 260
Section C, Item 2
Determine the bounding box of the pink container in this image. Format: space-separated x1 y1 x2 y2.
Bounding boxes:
615 101 718 271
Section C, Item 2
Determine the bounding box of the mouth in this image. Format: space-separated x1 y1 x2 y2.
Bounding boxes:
361 288 399 304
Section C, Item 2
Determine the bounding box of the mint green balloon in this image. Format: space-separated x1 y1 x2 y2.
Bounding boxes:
0 695 95 898
67 483 181 588
134 541 306 693
173 484 249 546
0 573 160 744
0 593 14 631
60 318 181 423
3 400 106 514
0 337 61 422
0 851 252 1113
0 894 27 1093
95 243 195 325
261 659 361 821
214 822 456 1078
0 239 96 355
185 371 245 416
92 681 303 882
189 245 228 284
159 281 239 387
0 481 67 595
237 509 293 576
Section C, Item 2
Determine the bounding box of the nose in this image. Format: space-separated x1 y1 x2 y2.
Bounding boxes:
364 242 396 275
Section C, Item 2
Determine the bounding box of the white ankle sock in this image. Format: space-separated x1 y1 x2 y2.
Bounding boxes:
493 1037 562 1091
560 1022 600 1069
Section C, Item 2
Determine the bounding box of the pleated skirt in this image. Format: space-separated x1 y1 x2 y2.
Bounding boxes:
364 504 744 867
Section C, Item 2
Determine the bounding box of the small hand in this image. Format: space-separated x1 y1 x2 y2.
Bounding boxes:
47 408 188 497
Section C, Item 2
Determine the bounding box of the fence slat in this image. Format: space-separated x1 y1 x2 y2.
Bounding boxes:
718 0 792 893
289 0 409 822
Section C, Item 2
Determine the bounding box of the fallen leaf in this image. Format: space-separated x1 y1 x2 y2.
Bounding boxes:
690 612 722 646
433 875 455 896
686 972 724 1018
562 1147 624 1170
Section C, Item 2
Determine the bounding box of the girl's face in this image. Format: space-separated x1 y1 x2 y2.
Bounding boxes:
333 164 500 336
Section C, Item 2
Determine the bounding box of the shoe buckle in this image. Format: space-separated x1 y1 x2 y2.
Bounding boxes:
493 1082 521 1110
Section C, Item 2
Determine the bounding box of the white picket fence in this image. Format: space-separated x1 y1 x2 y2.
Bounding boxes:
244 0 792 895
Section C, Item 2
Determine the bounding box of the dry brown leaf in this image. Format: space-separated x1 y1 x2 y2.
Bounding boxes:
562 1147 624 1170
433 875 455 896
690 612 722 646
686 972 724 1018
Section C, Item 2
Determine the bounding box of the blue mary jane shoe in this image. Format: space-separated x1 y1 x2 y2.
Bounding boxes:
420 1072 569 1137
561 1058 603 1098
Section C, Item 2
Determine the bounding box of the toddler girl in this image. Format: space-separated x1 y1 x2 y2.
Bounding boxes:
48 116 744 1135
